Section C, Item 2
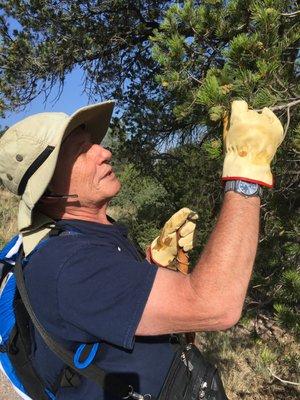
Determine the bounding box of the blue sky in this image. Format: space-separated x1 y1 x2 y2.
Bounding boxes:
0 66 100 128
0 17 120 129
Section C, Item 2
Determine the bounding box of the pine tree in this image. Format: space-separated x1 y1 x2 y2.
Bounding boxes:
150 0 300 334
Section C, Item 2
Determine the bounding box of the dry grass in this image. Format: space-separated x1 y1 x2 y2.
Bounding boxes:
0 189 24 399
196 316 300 399
0 187 18 246
0 189 299 399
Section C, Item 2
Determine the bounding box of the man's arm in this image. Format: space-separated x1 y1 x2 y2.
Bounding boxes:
136 100 283 336
136 191 260 335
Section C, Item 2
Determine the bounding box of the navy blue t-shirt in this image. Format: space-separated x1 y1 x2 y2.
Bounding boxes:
24 219 175 399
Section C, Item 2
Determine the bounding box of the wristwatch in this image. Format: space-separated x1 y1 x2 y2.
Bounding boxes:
224 180 263 198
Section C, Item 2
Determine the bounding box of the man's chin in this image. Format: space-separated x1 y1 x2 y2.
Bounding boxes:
105 180 122 200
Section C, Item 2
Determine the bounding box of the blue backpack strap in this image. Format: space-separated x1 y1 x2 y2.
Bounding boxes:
73 343 100 369
0 234 22 263
0 235 53 399
0 234 20 258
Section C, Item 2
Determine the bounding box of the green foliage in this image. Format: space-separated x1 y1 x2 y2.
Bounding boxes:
110 163 170 249
0 0 164 119
202 138 222 158
260 346 277 365
149 0 300 335
252 87 278 108
110 137 224 266
274 303 300 336
195 74 227 109
280 269 300 306
151 0 299 124
272 265 300 336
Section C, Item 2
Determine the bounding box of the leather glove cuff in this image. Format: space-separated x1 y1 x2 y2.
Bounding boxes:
222 151 274 187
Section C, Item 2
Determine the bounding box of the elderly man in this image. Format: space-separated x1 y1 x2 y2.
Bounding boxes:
0 100 283 399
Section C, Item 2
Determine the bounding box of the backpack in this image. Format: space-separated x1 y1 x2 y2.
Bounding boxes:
0 231 147 400
0 233 69 399
0 234 36 400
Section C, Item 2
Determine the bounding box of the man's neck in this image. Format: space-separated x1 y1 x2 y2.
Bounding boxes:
37 201 112 225
59 207 112 225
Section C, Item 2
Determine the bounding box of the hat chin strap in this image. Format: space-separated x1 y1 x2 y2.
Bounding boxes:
18 146 55 195
42 192 78 199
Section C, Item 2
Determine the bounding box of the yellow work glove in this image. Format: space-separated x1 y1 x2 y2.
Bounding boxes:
222 100 284 187
150 208 198 274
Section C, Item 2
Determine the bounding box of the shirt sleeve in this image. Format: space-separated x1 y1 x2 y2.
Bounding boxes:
57 242 158 350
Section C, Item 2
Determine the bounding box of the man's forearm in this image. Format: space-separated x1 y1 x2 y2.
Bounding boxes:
189 191 260 326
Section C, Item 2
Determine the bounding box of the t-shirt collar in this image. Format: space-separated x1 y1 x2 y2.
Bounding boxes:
56 217 128 237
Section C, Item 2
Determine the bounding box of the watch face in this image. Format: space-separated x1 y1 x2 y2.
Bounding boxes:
238 181 258 195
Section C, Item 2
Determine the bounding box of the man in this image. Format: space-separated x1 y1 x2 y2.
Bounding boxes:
0 100 284 399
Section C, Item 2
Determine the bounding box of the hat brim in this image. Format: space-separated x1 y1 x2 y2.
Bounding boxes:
18 100 115 231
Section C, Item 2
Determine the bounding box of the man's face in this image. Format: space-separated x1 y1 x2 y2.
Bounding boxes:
49 126 121 206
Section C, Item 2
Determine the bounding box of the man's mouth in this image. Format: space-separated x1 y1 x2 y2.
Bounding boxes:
102 167 114 179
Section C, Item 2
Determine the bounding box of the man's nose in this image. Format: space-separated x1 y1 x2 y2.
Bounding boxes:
102 146 112 161
90 144 112 161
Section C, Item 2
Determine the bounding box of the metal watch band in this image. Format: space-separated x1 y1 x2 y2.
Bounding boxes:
224 180 263 198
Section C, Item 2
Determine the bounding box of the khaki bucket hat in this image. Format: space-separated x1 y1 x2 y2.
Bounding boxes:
0 101 115 234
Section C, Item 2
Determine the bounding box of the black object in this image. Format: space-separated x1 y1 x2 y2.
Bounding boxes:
7 292 50 399
157 343 228 400
17 146 55 195
0 260 13 286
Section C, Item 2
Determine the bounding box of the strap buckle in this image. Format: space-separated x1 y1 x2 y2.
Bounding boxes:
122 386 152 399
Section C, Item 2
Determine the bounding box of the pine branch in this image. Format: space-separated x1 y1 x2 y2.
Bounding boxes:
284 105 291 138
268 368 300 386
187 73 202 84
275 77 298 98
268 98 300 111
254 99 300 137
281 11 300 17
